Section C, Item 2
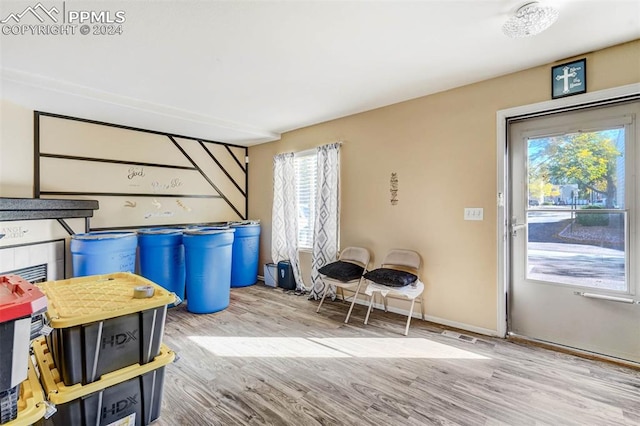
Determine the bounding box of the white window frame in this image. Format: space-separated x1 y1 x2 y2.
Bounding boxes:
294 149 317 250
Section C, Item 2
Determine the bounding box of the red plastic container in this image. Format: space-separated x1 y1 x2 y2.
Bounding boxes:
0 275 47 424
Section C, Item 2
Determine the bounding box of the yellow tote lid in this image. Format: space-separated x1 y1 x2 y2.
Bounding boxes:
39 272 176 328
4 356 46 426
33 337 176 405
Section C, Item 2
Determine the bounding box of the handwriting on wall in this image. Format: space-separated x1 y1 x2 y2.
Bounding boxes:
127 167 145 180
151 178 183 192
127 167 184 194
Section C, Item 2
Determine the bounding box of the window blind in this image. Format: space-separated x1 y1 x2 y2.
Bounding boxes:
294 152 317 249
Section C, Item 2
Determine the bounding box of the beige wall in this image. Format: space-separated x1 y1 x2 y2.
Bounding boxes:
0 100 74 253
0 100 33 197
1 41 638 331
248 40 640 333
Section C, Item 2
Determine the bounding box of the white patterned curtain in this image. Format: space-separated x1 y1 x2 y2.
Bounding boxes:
271 153 305 290
309 142 341 300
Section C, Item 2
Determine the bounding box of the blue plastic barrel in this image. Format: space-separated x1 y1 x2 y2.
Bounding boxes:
70 232 138 277
138 228 185 304
183 227 235 314
230 222 261 288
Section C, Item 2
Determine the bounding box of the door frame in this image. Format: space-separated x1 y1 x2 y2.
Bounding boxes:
496 83 640 338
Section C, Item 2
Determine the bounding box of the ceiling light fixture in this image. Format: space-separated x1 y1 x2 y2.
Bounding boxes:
502 2 559 38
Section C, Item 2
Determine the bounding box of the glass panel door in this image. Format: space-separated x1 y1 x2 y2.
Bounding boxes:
509 102 640 364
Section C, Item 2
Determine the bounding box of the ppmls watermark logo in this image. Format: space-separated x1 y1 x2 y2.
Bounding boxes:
1 2 126 36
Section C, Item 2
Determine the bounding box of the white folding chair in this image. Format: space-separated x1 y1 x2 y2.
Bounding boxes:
316 247 370 323
363 249 425 335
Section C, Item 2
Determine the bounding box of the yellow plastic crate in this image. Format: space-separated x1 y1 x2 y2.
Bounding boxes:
39 272 175 328
3 357 46 426
33 337 175 405
38 273 175 386
33 338 174 426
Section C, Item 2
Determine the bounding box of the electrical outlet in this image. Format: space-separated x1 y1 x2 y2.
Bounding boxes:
464 208 483 221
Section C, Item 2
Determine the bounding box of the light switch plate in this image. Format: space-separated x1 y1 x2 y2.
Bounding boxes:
464 208 483 221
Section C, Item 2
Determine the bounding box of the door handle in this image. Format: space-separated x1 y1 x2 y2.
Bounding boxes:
574 291 639 304
510 222 526 237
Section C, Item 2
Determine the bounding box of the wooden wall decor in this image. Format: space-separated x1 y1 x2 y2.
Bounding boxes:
34 112 248 230
390 172 398 205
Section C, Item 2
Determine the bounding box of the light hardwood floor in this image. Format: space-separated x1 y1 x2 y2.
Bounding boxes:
156 283 640 426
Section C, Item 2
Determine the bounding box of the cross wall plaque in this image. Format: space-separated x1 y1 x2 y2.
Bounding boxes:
551 59 587 99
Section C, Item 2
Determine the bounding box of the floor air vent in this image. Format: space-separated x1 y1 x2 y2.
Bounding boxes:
441 330 477 344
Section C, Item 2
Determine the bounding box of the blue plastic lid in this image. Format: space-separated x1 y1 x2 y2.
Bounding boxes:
228 220 261 227
138 228 184 235
72 231 137 240
186 222 227 228
184 226 234 235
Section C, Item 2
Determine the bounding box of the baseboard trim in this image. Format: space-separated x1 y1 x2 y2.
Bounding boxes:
421 313 499 337
261 281 499 337
343 295 499 337
508 334 640 371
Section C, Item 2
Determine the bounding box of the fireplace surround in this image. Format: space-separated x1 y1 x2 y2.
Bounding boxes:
0 197 98 281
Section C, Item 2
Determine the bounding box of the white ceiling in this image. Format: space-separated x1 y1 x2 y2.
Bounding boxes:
1 0 639 146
